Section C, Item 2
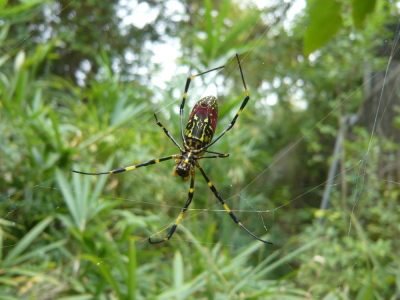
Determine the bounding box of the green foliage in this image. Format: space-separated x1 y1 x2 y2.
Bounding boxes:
352 0 377 29
303 0 343 56
197 0 261 65
292 133 400 298
1 0 400 298
0 216 65 297
0 0 45 25
304 0 379 55
56 166 115 231
180 0 265 68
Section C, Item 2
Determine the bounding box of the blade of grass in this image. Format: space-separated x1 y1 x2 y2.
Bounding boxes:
4 216 53 266
230 238 322 295
80 253 123 299
56 295 93 300
218 12 261 54
215 0 231 46
350 213 380 268
204 0 214 59
11 239 67 265
128 237 137 300
56 169 82 230
173 250 184 300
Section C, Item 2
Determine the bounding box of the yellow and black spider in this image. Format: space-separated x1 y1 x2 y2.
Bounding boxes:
72 54 273 245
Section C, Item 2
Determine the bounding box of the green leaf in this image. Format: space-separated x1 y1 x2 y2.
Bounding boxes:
80 254 123 299
303 0 343 56
0 0 45 25
218 12 261 55
355 284 374 300
215 0 231 45
352 0 376 29
204 0 214 59
350 213 380 268
57 295 93 300
56 169 82 230
11 240 67 266
173 250 184 299
4 216 53 266
0 0 7 10
230 238 321 294
127 237 137 300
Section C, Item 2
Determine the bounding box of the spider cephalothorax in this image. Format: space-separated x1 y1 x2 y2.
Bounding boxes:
72 54 273 245
172 152 196 181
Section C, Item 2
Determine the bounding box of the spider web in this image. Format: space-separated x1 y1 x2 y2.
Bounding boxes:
2 0 399 297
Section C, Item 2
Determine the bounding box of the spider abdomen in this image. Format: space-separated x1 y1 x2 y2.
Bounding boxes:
184 96 218 150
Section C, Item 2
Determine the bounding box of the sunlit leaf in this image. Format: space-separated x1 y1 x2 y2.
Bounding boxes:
303 0 343 56
352 0 376 29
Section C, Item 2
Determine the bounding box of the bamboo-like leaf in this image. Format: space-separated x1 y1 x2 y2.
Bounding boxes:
215 0 231 45
4 216 53 266
13 51 25 72
0 218 24 229
5 267 60 282
204 0 214 59
49 111 63 152
92 214 128 280
0 228 3 263
0 276 17 287
80 254 123 299
0 0 44 25
230 238 321 294
56 169 82 230
218 12 261 55
350 213 380 268
11 239 67 266
128 237 137 300
0 0 7 10
173 250 184 300
355 280 374 300
222 239 279 274
89 158 113 211
303 0 343 56
57 295 93 300
352 0 376 29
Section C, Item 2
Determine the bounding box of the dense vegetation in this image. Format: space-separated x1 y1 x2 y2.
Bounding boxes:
1 0 399 298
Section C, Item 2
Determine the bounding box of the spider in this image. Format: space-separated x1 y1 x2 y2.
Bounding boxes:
72 54 273 245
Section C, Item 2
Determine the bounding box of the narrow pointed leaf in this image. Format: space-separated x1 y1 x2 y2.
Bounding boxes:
4 216 53 265
352 0 376 29
303 0 343 56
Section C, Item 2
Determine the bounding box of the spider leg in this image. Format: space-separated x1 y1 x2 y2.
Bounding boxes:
179 65 225 145
149 168 196 244
154 113 182 151
198 154 229 159
196 162 273 245
71 155 180 175
193 54 249 153
204 150 229 155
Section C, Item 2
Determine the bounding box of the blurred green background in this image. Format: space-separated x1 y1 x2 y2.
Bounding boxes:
1 0 400 298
